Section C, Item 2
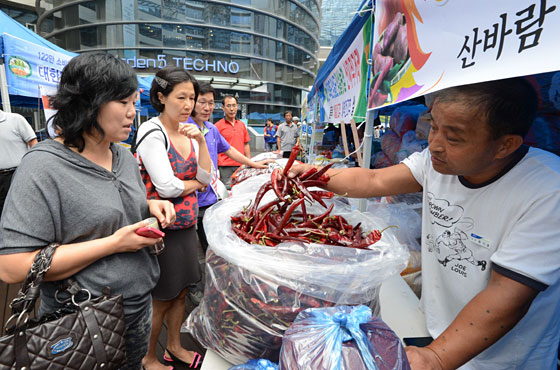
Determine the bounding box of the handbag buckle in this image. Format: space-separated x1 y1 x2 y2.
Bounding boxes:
5 310 29 330
71 289 92 306
55 286 91 305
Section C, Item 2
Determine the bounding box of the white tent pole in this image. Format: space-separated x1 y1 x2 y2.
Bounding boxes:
0 58 12 113
358 108 376 212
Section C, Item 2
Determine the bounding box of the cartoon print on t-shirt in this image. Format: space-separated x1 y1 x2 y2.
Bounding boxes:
436 228 487 271
426 192 487 275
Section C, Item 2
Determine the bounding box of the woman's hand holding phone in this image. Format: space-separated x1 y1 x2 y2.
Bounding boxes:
135 226 165 238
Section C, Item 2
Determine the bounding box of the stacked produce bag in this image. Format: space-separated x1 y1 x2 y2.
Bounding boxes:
280 305 410 370
372 105 429 169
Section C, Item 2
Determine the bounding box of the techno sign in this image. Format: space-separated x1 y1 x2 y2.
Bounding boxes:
121 54 239 74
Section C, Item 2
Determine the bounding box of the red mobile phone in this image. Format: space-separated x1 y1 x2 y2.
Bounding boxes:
136 226 165 238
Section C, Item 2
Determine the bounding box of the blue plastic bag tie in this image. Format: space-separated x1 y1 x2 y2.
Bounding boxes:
257 359 278 370
332 306 380 370
228 358 278 370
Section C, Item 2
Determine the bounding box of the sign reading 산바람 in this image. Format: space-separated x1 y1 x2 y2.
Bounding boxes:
368 0 560 110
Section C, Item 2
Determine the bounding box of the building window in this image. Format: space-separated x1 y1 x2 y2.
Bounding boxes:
138 0 161 17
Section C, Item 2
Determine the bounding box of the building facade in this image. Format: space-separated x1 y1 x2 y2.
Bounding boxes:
36 0 321 120
318 0 362 67
319 0 362 47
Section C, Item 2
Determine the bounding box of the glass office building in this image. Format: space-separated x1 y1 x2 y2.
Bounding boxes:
319 0 362 47
36 0 320 119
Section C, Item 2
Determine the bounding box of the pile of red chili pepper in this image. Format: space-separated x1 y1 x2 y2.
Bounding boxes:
231 145 386 248
189 250 337 364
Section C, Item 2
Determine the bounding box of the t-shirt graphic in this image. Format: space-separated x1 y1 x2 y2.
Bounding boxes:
425 192 486 275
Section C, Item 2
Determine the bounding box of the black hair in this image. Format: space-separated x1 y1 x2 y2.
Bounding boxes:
222 95 238 105
150 67 199 113
266 118 274 124
49 52 138 152
191 82 215 118
284 110 293 117
431 77 538 140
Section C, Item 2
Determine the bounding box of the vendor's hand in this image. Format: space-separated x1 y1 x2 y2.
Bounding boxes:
148 199 176 228
252 159 274 169
405 346 444 370
110 220 162 253
286 162 313 179
179 124 205 144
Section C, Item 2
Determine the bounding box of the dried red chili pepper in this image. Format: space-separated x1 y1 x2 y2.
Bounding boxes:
309 191 328 208
270 169 284 200
308 161 335 180
298 166 318 181
282 144 301 176
310 190 334 199
249 181 273 216
301 179 329 188
284 228 328 237
251 298 304 315
300 199 307 221
292 177 314 202
327 230 353 246
311 203 334 224
252 206 275 236
233 227 259 244
276 198 304 232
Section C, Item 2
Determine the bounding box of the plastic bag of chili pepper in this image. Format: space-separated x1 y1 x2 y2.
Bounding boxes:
184 175 410 365
230 153 283 188
230 161 282 188
279 305 410 370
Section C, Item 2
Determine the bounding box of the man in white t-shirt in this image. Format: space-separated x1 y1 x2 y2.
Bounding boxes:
0 109 37 217
287 77 560 370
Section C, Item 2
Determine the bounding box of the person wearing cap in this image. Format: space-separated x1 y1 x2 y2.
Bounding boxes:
0 109 37 218
276 110 300 158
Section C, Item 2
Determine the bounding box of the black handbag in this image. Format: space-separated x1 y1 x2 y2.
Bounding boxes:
0 244 127 369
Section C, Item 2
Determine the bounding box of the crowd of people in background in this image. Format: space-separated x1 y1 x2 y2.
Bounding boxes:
0 52 297 370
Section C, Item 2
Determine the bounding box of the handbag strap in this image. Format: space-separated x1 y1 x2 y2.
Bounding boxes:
8 243 59 325
9 243 58 370
79 300 109 367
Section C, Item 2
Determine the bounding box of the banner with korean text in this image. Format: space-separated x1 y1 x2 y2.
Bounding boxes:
368 0 560 110
306 0 373 124
2 33 74 98
321 24 366 123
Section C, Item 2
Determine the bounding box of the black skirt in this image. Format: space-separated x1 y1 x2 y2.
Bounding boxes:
152 226 201 301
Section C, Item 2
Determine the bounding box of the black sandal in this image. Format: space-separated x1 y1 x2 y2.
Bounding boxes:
163 348 202 368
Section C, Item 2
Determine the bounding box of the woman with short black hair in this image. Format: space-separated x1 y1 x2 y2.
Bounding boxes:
0 52 176 370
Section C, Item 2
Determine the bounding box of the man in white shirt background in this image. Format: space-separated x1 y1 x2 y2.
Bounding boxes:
0 109 37 218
